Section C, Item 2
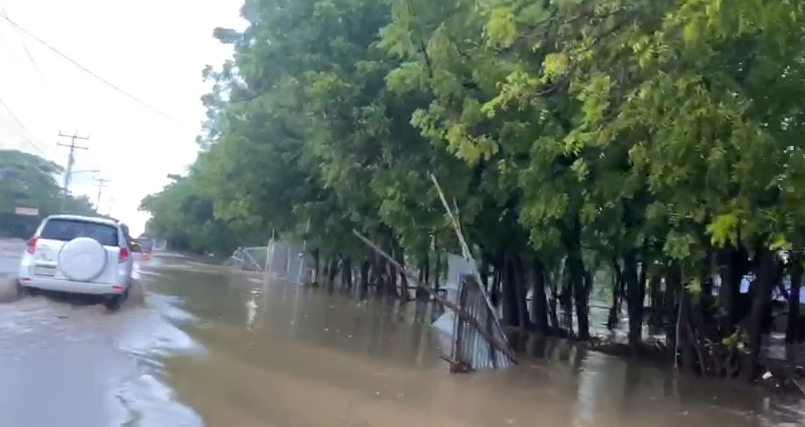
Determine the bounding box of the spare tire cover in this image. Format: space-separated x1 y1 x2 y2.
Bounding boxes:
58 237 108 281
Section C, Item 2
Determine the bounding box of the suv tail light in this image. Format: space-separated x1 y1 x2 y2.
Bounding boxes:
26 237 37 254
118 247 129 263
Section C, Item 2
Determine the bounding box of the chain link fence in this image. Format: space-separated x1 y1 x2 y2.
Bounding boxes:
229 244 477 290
228 240 308 284
267 240 307 283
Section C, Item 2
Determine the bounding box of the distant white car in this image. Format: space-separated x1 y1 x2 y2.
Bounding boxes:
16 214 135 310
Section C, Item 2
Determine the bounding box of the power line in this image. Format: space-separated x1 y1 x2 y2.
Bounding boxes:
0 7 52 158
0 95 45 154
0 14 179 123
0 7 61 162
0 7 44 80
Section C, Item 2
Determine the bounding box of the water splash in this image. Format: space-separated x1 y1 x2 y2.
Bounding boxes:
106 293 207 427
110 373 204 427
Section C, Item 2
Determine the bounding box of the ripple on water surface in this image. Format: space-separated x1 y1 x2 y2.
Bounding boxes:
153 274 805 427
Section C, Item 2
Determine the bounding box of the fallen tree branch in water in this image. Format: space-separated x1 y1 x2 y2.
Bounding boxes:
429 173 472 261
352 229 518 365
439 354 475 373
429 173 514 351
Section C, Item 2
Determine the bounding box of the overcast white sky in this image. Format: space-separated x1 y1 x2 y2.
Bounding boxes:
0 0 245 236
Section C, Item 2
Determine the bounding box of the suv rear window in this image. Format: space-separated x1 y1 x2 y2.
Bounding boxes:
39 219 120 247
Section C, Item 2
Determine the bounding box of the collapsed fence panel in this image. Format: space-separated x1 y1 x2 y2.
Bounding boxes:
446 254 475 287
227 246 267 272
267 241 288 276
433 268 514 370
440 253 514 369
352 230 516 371
232 231 516 371
227 241 307 284
267 240 306 282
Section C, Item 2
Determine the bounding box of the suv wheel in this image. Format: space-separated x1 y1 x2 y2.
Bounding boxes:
104 288 129 312
15 280 28 300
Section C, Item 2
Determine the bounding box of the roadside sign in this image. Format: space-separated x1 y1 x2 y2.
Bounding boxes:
14 207 39 216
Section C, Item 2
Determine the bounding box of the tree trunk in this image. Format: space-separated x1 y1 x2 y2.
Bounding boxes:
423 254 430 287
718 245 750 331
326 257 339 294
359 260 370 300
560 262 574 331
388 236 403 299
531 257 549 334
664 262 682 363
624 249 643 347
608 258 625 330
311 248 320 284
513 254 530 329
416 257 429 302
563 219 590 340
501 253 520 326
786 255 803 343
548 270 560 329
743 247 776 381
490 256 503 309
378 255 389 295
433 250 441 292
647 267 663 332
342 257 353 292
479 257 491 291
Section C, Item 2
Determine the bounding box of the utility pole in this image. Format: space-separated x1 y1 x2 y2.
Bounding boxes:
107 196 116 216
91 176 110 209
57 130 89 212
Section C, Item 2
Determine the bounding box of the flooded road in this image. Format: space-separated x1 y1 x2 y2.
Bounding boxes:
1 240 804 427
0 240 203 427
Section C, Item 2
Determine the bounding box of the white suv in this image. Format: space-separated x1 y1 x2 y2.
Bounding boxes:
17 214 135 310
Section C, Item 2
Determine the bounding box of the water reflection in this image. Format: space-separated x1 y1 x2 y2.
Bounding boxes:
147 267 805 427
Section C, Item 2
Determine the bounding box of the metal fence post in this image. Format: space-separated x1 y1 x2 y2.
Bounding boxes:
285 244 292 279
264 227 275 275
296 217 311 283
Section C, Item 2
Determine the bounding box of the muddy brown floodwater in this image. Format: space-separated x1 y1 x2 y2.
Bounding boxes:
1 242 804 427
152 256 805 427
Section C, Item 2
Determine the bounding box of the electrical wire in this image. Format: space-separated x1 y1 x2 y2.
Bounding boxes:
0 13 181 124
0 95 46 154
0 7 44 81
0 6 55 159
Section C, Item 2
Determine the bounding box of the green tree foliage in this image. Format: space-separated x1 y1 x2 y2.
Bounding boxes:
0 149 97 238
138 167 242 254
141 0 805 381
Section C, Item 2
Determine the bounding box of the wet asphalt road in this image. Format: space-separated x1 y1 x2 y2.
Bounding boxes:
0 240 203 427
1 238 804 427
0 239 22 286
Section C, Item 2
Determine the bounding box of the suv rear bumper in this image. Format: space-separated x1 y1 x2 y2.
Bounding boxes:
18 277 127 295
